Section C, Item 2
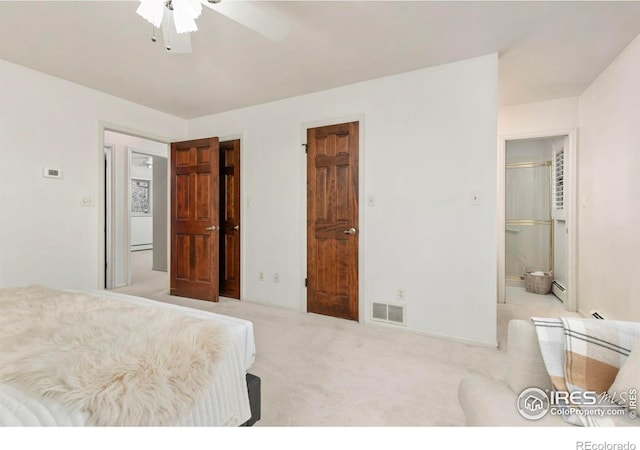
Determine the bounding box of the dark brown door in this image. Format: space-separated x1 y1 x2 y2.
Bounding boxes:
219 139 241 299
307 122 359 320
170 138 220 302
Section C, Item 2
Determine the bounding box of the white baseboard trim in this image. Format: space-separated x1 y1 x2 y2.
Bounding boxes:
364 318 498 348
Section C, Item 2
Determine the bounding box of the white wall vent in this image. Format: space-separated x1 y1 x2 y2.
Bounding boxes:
590 310 608 320
371 302 406 326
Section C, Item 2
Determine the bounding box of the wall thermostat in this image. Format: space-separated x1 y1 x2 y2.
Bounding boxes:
43 168 63 179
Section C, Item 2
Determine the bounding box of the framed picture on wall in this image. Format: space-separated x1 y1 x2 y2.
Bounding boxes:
131 179 151 215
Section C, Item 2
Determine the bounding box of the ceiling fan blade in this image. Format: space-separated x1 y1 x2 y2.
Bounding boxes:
136 0 165 28
161 9 193 53
202 1 290 42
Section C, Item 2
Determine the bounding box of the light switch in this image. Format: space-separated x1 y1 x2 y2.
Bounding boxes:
471 191 481 205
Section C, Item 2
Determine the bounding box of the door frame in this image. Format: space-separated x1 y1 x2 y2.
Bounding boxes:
219 136 244 300
104 144 115 289
300 115 366 323
497 128 578 312
97 122 175 290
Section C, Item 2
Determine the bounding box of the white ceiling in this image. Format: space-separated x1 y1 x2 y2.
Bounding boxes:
1 1 639 119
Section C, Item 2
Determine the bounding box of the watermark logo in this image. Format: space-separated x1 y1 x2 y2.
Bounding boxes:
517 387 550 420
517 387 637 420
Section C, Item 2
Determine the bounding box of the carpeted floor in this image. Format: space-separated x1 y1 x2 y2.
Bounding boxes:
113 251 580 426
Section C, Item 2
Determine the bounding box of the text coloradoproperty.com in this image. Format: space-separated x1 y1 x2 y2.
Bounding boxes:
551 407 628 417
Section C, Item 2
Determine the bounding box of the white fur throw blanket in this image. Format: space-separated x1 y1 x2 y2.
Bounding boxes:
0 285 225 426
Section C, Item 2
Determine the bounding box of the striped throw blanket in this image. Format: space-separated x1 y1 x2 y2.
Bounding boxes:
532 317 640 426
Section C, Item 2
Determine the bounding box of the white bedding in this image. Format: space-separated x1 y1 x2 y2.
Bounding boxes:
0 289 256 427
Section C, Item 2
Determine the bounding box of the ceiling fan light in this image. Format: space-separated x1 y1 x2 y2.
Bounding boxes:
172 13 198 34
182 0 203 19
172 0 199 33
136 0 165 28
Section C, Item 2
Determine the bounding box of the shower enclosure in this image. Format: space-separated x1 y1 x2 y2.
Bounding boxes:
505 161 553 281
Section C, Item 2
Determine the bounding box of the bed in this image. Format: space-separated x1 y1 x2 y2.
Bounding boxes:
0 285 260 427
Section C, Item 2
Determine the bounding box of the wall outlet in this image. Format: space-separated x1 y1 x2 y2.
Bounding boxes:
81 195 95 207
273 273 280 283
258 271 264 281
471 191 481 205
397 289 405 300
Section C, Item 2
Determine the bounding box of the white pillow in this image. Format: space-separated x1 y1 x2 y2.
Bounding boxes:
608 339 640 408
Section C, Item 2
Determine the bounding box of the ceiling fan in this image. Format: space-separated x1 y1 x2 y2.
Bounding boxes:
136 0 289 53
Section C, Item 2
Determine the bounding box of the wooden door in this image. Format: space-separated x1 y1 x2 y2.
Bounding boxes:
307 122 359 320
219 139 241 299
170 138 220 302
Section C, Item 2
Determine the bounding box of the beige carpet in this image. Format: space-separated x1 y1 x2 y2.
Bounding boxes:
113 251 580 426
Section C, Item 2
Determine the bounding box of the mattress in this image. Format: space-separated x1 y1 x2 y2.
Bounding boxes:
0 289 256 427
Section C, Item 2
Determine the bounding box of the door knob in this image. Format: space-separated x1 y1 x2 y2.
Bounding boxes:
232 225 239 230
343 228 357 235
205 226 217 231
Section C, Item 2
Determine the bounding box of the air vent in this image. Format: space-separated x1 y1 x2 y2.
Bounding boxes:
371 302 406 326
590 310 607 320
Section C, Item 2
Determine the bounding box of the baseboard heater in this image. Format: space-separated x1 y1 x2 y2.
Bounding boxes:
131 244 153 252
551 280 567 302
372 302 406 326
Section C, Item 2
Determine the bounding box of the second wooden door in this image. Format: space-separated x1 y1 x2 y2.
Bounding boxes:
307 122 359 320
219 139 241 299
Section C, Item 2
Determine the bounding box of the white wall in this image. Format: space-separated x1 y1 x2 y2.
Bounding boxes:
188 54 499 345
0 60 186 290
577 34 640 321
498 97 579 137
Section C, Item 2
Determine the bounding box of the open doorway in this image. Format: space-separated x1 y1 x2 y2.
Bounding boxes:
504 136 564 306
219 139 241 299
498 130 577 312
104 130 169 293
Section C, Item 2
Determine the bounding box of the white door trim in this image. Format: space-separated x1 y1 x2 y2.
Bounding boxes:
104 144 115 289
497 128 578 312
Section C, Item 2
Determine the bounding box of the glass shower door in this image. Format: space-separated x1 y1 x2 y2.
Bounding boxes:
505 162 553 280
